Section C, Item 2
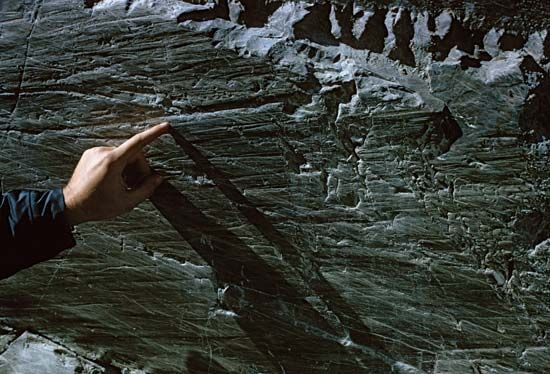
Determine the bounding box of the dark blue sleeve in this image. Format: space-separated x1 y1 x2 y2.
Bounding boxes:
0 188 76 280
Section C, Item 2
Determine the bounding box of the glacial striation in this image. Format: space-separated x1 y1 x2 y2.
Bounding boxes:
0 0 549 373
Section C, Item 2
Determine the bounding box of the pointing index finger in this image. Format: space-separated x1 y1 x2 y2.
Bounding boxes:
115 122 170 161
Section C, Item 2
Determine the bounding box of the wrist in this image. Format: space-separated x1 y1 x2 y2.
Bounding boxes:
63 185 85 226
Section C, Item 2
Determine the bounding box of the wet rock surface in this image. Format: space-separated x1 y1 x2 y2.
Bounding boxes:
0 0 549 373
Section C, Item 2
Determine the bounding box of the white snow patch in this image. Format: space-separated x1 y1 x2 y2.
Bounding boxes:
412 11 432 49
329 5 342 39
267 2 310 38
383 8 398 54
352 10 373 39
228 0 244 23
435 10 453 38
128 0 212 19
479 52 523 85
484 28 504 57
525 30 548 63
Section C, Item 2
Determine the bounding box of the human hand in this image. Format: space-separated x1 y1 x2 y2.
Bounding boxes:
63 122 170 225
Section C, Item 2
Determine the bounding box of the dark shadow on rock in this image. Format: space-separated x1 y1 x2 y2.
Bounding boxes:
150 181 389 372
332 5 388 53
293 3 339 46
430 106 463 154
84 0 101 8
513 208 550 248
543 32 550 64
148 129 396 372
519 56 550 142
167 128 389 349
388 9 416 67
498 32 526 51
459 52 491 70
294 3 389 53
358 7 389 53
429 16 485 61
237 0 283 27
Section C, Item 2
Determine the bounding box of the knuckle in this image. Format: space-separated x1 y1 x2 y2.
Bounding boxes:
84 146 111 157
82 148 94 157
101 152 118 166
97 146 115 153
134 134 145 145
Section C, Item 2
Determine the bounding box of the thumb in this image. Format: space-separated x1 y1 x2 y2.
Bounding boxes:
128 173 164 206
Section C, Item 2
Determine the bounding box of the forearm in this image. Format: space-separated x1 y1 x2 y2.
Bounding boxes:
0 123 168 280
0 188 76 280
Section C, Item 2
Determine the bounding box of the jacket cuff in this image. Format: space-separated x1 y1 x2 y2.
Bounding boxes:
36 188 77 255
0 188 77 279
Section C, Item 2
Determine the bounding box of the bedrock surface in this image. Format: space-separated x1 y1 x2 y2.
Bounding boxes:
0 0 549 373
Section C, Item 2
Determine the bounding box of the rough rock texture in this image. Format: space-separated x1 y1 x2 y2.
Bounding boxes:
0 0 550 373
